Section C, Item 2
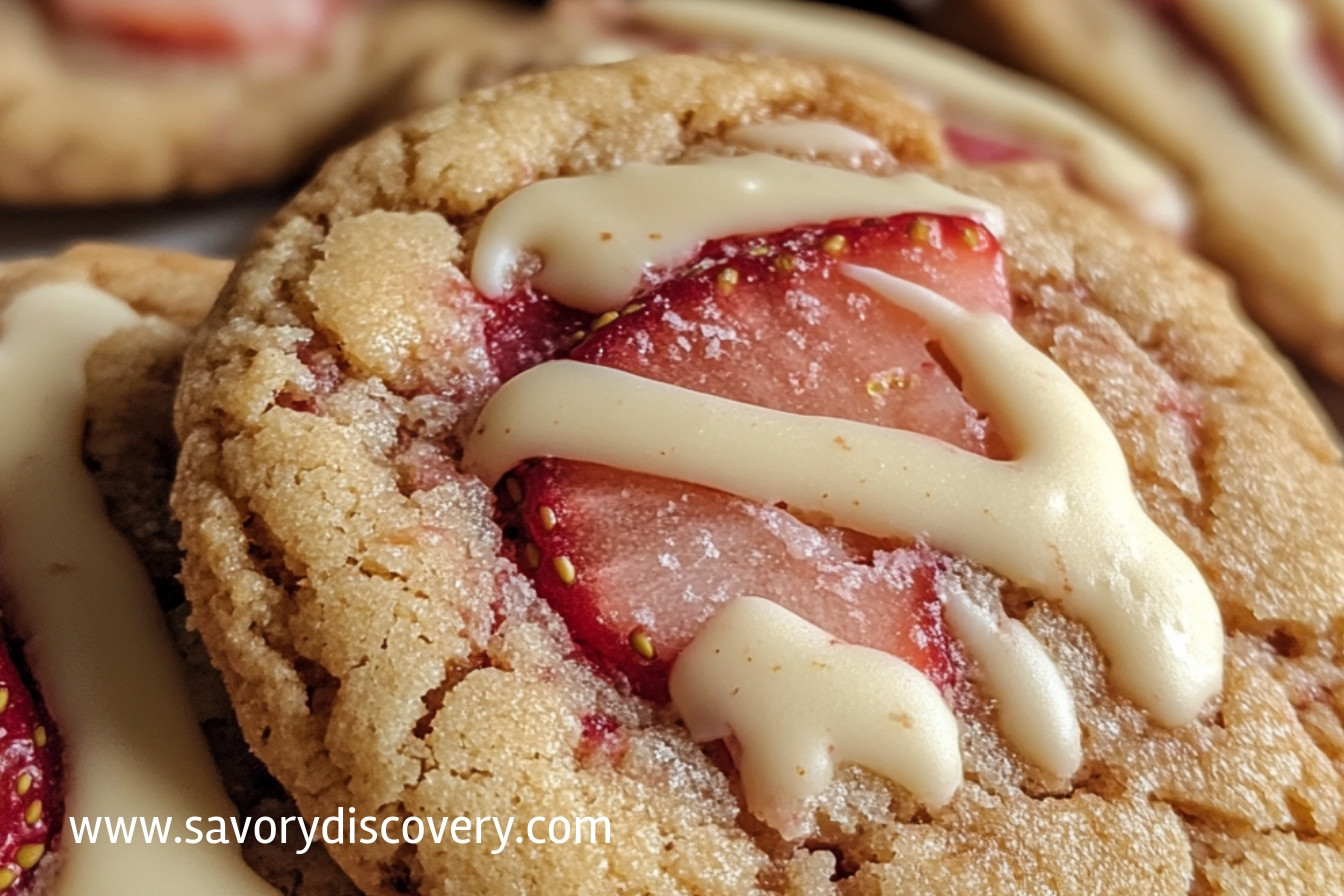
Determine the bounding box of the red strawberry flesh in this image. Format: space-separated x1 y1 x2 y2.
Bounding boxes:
494 213 1010 701
569 214 1009 454
484 286 589 384
511 459 958 701
0 609 60 895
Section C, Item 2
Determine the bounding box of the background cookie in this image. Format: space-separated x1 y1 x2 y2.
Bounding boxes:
175 55 1344 894
0 244 359 895
905 0 1344 385
0 0 569 204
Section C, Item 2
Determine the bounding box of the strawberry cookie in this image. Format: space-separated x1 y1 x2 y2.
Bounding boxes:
174 55 1344 894
909 0 1344 384
0 245 362 895
0 0 562 204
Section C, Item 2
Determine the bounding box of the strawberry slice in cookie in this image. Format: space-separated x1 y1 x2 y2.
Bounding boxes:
0 634 58 893
49 0 344 57
510 462 957 702
496 213 1010 701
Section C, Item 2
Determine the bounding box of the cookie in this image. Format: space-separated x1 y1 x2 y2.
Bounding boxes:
908 0 1344 384
0 0 565 204
174 54 1344 895
0 245 356 895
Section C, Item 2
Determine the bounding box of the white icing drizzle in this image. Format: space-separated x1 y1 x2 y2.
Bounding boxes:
469 153 1004 311
724 121 885 162
942 585 1081 779
841 268 1223 726
1178 0 1344 176
628 0 1191 234
0 284 279 896
461 272 1223 729
667 596 962 838
466 154 1221 823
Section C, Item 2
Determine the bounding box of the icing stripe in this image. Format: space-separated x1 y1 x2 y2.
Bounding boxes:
942 586 1081 778
1178 0 1344 176
668 596 962 838
724 121 885 160
470 153 1004 311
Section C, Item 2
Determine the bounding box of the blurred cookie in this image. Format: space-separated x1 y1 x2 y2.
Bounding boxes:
558 0 1190 235
0 0 564 204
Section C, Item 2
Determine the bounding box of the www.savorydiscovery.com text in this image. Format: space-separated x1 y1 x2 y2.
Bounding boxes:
68 809 612 856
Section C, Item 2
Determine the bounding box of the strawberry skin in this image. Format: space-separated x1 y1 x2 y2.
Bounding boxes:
484 285 589 384
0 636 59 894
499 214 1009 702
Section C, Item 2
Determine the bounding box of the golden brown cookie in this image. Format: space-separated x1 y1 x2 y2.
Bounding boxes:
0 1 565 204
35 245 226 602
174 55 1344 895
2 244 224 597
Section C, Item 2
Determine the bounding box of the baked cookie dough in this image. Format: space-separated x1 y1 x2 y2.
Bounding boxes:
174 55 1344 895
912 0 1344 383
0 1 567 204
0 245 358 896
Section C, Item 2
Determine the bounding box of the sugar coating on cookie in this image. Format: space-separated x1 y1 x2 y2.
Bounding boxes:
175 56 1344 895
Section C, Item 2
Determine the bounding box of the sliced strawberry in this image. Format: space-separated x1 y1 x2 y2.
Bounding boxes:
49 0 345 57
497 214 1008 702
0 631 59 894
509 458 958 701
571 214 1010 454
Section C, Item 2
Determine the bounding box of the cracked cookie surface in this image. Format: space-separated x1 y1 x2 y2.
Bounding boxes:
173 55 1344 895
